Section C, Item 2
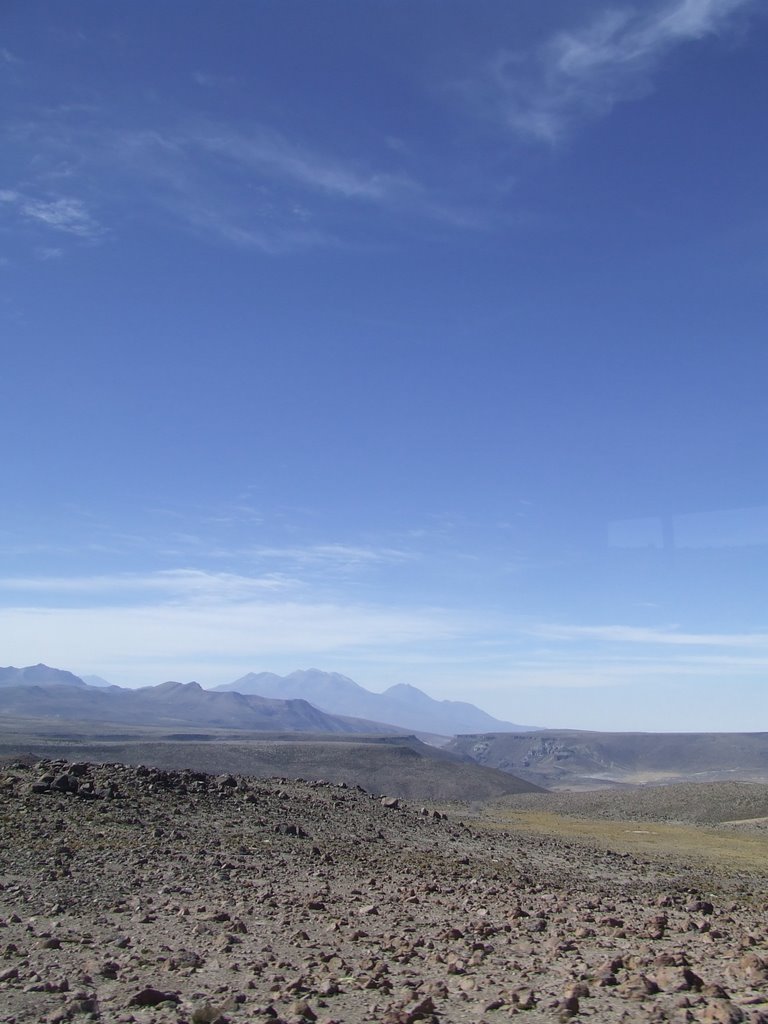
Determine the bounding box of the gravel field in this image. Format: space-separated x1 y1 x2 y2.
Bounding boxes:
2 760 768 1024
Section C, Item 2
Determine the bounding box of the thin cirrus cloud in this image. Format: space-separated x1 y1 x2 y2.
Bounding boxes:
0 547 412 614
187 126 488 232
482 0 756 142
531 622 768 648
0 550 411 604
2 115 419 256
155 189 328 255
244 543 414 569
191 125 415 202
0 597 477 688
6 104 473 254
0 569 298 602
0 189 102 239
107 124 422 252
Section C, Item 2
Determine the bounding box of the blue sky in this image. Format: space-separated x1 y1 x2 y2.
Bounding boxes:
2 0 768 730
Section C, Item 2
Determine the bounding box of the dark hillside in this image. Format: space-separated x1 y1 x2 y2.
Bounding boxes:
0 727 542 801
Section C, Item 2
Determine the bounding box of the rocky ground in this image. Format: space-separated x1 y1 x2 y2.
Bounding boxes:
0 733 541 803
2 760 768 1024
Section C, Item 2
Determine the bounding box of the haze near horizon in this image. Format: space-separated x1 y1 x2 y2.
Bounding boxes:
3 1 768 731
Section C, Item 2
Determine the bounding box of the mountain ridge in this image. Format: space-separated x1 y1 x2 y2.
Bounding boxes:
212 668 536 735
0 667 406 735
0 664 89 689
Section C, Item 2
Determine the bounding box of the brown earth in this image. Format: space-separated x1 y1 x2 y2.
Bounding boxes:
3 759 768 1024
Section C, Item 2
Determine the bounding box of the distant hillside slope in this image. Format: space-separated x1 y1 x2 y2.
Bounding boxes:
0 664 88 688
80 675 113 688
0 732 544 801
213 668 535 735
0 675 407 735
448 730 768 789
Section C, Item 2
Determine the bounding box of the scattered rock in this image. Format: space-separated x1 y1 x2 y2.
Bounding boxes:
699 1000 746 1023
1 759 767 1024
127 986 181 1007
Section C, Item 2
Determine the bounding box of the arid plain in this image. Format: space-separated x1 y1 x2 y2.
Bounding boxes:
3 667 768 1023
3 752 768 1024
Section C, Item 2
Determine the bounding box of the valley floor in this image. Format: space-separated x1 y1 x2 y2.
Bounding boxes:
2 760 768 1024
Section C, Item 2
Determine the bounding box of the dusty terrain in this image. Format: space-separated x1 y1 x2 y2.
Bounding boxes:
3 759 768 1024
447 732 768 790
492 782 768 826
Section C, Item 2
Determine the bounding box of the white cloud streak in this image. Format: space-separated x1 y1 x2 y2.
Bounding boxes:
245 543 413 569
107 125 419 252
0 598 476 689
3 573 768 712
4 554 767 709
157 193 326 254
531 622 768 648
0 570 297 601
486 0 755 142
0 190 102 238
4 93 481 254
192 125 414 202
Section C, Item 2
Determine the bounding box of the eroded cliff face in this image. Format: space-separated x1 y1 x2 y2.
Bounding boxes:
450 731 768 788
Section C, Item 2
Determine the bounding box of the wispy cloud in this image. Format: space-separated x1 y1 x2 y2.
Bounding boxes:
0 591 478 688
244 543 413 571
191 71 238 89
0 545 414 605
26 198 98 235
3 74 490 255
0 569 297 602
480 0 755 142
6 107 479 254
0 189 102 239
192 124 415 202
158 191 326 254
4 570 768 722
107 124 418 252
531 622 768 648
35 246 64 261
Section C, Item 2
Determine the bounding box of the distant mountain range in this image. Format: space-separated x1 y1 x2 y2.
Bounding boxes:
0 664 89 689
0 664 536 738
212 668 535 735
7 666 767 792
80 674 113 688
0 666 404 734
